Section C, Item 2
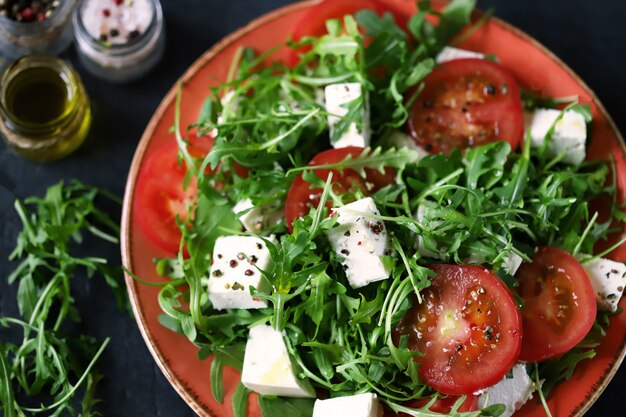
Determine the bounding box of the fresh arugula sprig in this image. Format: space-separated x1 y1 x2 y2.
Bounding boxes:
357 0 476 134
0 181 125 416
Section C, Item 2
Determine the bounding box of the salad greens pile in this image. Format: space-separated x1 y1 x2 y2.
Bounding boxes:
144 0 623 416
0 181 125 416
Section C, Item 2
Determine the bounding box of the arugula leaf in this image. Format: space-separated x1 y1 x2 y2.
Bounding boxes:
232 383 250 417
258 396 315 417
287 147 420 178
1 181 124 415
0 341 15 417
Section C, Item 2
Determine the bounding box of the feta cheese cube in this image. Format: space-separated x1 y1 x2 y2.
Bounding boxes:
326 197 391 288
386 130 430 159
478 363 535 417
436 46 485 64
325 83 371 148
233 198 284 233
502 251 524 276
313 393 383 417
526 109 587 165
415 203 446 260
582 257 626 312
241 324 315 397
207 235 275 310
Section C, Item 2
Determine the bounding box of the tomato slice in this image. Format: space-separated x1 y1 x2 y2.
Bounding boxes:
515 246 597 362
387 395 478 416
284 146 395 230
286 0 408 66
134 141 196 254
394 265 522 395
408 59 524 154
134 133 225 254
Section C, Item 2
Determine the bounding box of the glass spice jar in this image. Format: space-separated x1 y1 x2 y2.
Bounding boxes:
73 0 165 82
0 55 91 162
0 0 77 60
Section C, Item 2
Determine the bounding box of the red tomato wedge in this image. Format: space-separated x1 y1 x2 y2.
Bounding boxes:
408 59 524 154
284 146 394 230
286 0 408 66
515 246 597 362
134 134 220 254
394 264 522 395
387 395 478 416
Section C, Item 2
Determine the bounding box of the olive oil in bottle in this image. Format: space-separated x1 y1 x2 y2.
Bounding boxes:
0 55 91 162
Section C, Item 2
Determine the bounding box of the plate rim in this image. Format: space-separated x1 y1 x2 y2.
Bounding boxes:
120 2 626 416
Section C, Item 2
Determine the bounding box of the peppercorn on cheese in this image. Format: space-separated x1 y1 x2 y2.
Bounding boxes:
582 257 626 312
207 235 276 310
326 197 392 288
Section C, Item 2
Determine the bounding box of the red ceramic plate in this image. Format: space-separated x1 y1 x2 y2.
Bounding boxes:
121 1 626 416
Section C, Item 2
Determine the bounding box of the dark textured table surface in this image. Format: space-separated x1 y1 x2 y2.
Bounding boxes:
0 0 625 416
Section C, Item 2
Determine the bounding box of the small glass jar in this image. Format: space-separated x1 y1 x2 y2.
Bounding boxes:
73 0 165 82
0 1 77 60
0 55 91 162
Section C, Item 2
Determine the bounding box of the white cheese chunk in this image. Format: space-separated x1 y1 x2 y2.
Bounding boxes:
582 256 626 312
233 198 284 233
313 393 383 417
502 251 524 276
326 197 391 288
415 203 446 260
325 83 371 149
241 324 315 397
526 109 587 165
386 130 430 159
436 46 485 64
478 363 535 417
207 235 276 310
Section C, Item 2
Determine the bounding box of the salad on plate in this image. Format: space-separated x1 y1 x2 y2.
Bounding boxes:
130 0 626 416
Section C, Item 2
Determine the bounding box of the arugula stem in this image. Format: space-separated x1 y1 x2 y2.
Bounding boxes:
534 363 554 417
174 85 197 177
259 109 320 150
22 338 110 413
571 211 599 257
414 168 464 203
0 341 16 417
581 235 626 263
26 274 62 330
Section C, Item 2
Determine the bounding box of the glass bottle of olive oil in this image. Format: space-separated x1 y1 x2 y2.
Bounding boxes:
0 55 91 162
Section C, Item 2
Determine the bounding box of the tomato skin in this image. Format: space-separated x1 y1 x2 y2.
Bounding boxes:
134 140 197 254
394 264 522 395
408 59 524 154
134 133 244 254
284 146 395 230
286 0 408 66
515 246 597 362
